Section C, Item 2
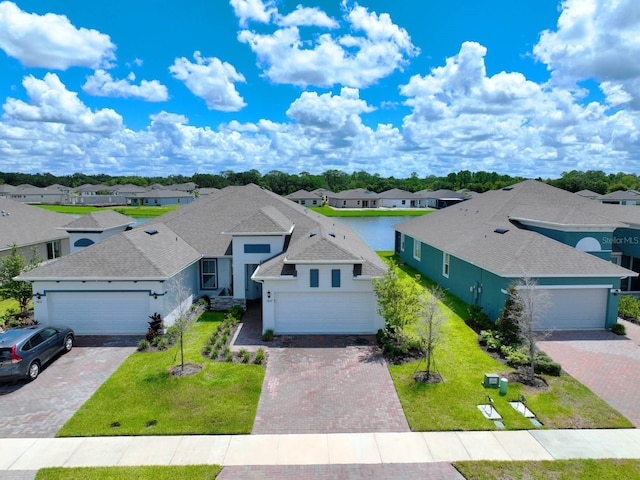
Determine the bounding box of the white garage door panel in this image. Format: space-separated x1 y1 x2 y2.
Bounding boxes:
535 288 607 330
275 292 374 334
48 292 149 335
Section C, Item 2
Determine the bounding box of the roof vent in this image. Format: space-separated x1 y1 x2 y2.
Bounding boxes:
502 186 513 191
494 227 509 234
309 231 317 238
144 228 159 235
328 232 336 237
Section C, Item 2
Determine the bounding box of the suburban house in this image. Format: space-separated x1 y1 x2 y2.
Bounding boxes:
575 189 599 200
7 186 67 204
377 188 419 208
414 189 470 209
285 189 323 207
394 180 640 330
20 184 386 336
129 189 195 206
62 211 136 253
327 189 379 208
597 190 640 205
0 198 71 260
311 188 334 203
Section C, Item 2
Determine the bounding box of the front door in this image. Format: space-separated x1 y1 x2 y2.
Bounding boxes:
245 264 262 299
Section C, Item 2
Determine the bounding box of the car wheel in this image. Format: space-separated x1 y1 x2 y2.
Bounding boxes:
27 361 40 381
63 335 73 353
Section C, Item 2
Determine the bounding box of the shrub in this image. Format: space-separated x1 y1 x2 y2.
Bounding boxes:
618 295 640 321
501 345 529 366
239 348 250 363
154 337 169 351
203 344 212 356
262 329 274 341
496 285 522 345
198 295 210 308
165 325 180 343
535 358 562 376
467 306 493 330
223 346 231 357
137 339 150 351
254 348 266 365
228 305 245 320
480 330 503 352
225 351 234 362
611 322 626 336
221 333 229 344
211 347 220 360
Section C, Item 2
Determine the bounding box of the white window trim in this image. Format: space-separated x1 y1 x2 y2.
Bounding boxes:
400 233 405 252
443 252 450 278
413 239 421 261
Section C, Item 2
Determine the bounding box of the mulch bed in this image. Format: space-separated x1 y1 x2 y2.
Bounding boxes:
169 363 203 377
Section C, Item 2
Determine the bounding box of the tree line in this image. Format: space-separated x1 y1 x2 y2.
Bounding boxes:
1 169 637 196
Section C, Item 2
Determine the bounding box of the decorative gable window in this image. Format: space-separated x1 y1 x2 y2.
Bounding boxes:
244 244 271 254
331 269 341 288
201 259 217 290
443 252 450 278
310 269 319 288
413 239 421 261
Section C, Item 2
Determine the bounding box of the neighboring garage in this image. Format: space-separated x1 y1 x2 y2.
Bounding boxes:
274 292 376 334
534 287 608 330
47 291 150 335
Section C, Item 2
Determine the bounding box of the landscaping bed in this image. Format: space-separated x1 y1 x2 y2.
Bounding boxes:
56 311 264 437
36 465 222 480
382 255 633 431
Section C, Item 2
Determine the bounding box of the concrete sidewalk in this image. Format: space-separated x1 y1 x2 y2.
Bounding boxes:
1 429 640 472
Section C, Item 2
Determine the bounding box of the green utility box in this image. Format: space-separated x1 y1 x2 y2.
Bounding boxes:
483 373 500 388
499 377 508 395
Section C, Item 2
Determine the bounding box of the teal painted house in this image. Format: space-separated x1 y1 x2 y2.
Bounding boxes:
394 180 640 330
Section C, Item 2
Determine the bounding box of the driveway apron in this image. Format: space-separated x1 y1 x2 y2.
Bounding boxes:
0 336 136 437
252 337 410 434
538 322 640 428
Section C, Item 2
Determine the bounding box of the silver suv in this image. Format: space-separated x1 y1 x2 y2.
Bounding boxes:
0 325 74 382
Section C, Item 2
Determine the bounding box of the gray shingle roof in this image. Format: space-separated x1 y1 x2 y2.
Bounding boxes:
329 188 379 200
286 189 320 200
377 188 418 199
20 224 200 280
0 198 71 252
23 184 385 280
62 210 135 231
395 180 638 278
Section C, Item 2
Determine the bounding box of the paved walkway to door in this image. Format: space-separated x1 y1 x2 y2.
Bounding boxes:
538 320 640 427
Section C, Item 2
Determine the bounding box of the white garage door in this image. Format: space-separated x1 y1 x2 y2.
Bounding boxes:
274 292 375 334
534 288 607 330
48 291 150 335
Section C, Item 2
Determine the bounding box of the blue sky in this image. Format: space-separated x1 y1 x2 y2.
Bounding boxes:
0 0 638 179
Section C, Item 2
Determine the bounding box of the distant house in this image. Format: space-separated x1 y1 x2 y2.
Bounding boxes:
395 180 639 331
285 189 323 207
8 186 66 204
0 198 71 260
414 189 468 209
0 184 17 198
196 187 220 198
129 189 195 206
20 185 386 336
62 211 136 253
597 190 640 206
377 188 419 208
575 189 599 200
168 182 197 192
327 189 379 208
311 188 334 203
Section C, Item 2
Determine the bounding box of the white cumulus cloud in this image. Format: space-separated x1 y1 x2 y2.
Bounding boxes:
0 1 116 70
82 70 169 101
229 0 275 27
3 73 123 133
169 52 246 112
236 2 418 88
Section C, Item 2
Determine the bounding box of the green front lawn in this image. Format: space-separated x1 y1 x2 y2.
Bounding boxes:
35 204 179 218
454 459 640 480
57 312 264 436
383 254 632 431
37 465 222 480
309 206 430 217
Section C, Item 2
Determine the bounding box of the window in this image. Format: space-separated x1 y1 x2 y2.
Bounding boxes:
244 244 271 254
401 200 406 205
47 241 60 260
331 269 341 288
313 200 317 205
310 269 319 288
343 200 346 206
443 252 450 278
74 238 94 248
400 233 405 252
201 259 217 290
413 239 421 260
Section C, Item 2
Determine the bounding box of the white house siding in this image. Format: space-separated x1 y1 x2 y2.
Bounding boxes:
261 263 384 334
232 235 286 300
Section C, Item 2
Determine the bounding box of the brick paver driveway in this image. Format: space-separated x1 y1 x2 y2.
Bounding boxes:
538 321 640 427
252 336 410 434
0 336 137 437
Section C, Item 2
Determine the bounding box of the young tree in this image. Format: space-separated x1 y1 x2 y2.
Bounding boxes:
373 260 423 343
496 284 522 345
0 245 41 312
416 286 446 381
171 275 196 372
508 277 550 384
